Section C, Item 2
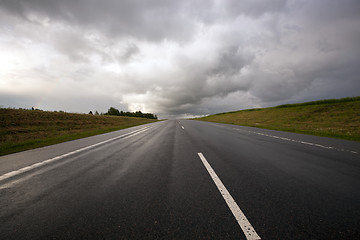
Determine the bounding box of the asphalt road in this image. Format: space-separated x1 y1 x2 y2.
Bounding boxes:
1 120 360 239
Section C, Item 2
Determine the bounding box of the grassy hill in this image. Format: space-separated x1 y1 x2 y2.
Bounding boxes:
0 109 157 156
196 97 360 141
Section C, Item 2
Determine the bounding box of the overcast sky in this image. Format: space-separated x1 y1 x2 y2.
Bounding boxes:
0 0 359 118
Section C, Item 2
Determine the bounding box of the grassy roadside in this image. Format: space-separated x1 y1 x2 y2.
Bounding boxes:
196 97 360 141
0 108 157 156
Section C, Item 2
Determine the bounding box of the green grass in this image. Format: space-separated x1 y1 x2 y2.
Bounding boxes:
0 109 157 156
196 96 360 141
274 96 360 108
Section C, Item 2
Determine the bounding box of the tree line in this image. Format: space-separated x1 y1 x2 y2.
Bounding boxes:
101 107 157 119
1 106 158 120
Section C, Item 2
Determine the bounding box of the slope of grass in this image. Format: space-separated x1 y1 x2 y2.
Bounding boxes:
0 109 157 156
196 97 360 141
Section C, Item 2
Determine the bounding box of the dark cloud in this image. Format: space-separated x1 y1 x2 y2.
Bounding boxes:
223 0 287 17
0 0 201 41
120 43 140 62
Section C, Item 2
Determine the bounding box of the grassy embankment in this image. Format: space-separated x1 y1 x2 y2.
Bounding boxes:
0 109 157 156
197 97 360 141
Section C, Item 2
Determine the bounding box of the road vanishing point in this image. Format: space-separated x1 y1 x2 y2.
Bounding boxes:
1 120 360 239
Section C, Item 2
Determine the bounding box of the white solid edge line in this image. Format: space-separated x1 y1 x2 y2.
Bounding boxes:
197 153 261 240
0 126 152 182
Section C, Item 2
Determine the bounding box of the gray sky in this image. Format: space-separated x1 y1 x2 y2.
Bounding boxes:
1 0 359 118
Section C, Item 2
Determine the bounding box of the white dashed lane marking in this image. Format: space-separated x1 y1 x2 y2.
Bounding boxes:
198 153 261 240
247 129 358 154
215 125 358 154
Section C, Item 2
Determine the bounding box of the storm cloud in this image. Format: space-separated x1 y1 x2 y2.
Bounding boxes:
0 0 359 118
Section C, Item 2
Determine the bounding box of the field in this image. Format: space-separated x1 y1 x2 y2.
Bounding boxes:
196 97 360 141
0 109 157 156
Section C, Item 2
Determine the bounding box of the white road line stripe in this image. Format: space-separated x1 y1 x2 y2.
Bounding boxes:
182 126 185 129
0 126 152 183
230 127 358 154
197 153 261 240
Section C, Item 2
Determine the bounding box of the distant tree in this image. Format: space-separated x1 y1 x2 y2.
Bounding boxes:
95 110 99 115
107 107 120 116
105 107 157 119
31 107 35 110
89 111 93 115
134 111 143 118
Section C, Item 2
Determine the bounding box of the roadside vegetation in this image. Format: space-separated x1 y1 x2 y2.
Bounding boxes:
105 107 157 119
0 108 157 156
196 97 360 141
